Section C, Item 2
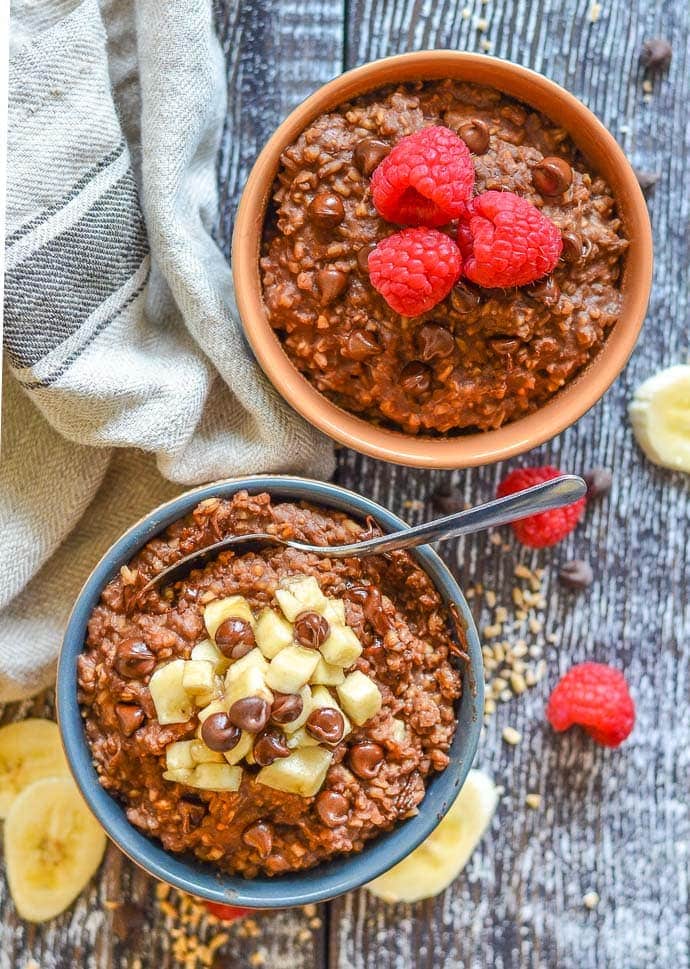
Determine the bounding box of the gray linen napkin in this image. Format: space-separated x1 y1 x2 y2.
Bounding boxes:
2 0 334 701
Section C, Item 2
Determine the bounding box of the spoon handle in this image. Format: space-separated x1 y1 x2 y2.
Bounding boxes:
324 475 587 558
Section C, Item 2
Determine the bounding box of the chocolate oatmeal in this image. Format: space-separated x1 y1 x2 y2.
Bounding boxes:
78 492 463 877
260 80 629 434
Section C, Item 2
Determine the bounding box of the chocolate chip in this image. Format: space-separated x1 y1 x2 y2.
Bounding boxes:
242 821 273 858
306 707 345 745
348 741 385 780
317 267 348 305
201 712 242 752
357 243 376 273
253 729 290 766
457 118 490 154
582 467 613 498
115 639 156 679
527 276 560 306
532 156 573 196
309 192 345 227
640 38 672 71
293 611 330 649
490 337 520 355
431 486 465 515
270 692 304 725
559 559 594 589
215 618 255 659
180 797 206 831
415 324 456 361
228 696 271 733
314 790 349 827
112 901 146 943
353 137 389 176
633 168 660 192
341 328 382 361
115 703 145 736
450 281 482 313
351 585 393 635
561 230 586 263
400 361 431 395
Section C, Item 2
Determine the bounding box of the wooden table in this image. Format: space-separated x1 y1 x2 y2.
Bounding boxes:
3 1 688 967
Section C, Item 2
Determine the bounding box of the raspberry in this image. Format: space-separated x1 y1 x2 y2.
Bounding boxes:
546 662 635 747
457 190 562 287
368 228 462 317
496 466 586 547
371 126 474 227
203 901 254 921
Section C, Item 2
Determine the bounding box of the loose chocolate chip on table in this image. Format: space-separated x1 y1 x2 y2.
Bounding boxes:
400 361 432 395
633 168 660 192
583 467 613 498
416 324 456 361
559 559 594 589
201 712 242 752
431 486 465 515
348 741 385 780
115 638 156 679
215 618 256 659
115 703 145 736
314 789 350 827
318 267 348 305
532 156 573 196
294 611 330 648
356 242 376 273
242 821 273 858
270 691 304 725
228 696 271 734
342 328 382 361
309 192 345 227
457 118 490 154
113 900 146 943
640 38 672 71
253 729 290 766
352 137 389 176
306 707 346 745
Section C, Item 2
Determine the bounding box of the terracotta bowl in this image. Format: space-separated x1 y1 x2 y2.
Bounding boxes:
233 51 653 469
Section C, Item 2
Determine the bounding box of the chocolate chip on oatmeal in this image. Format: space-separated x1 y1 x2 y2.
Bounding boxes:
400 361 431 395
561 230 586 263
457 118 490 154
559 559 594 589
315 789 349 827
348 741 385 780
583 467 613 498
317 267 348 305
201 712 242 752
450 280 483 313
306 708 345 745
270 691 304 725
532 156 573 196
640 38 672 71
253 729 290 766
633 168 660 192
356 243 376 274
114 639 156 679
342 328 382 361
294 611 330 648
215 618 256 659
115 703 145 736
490 337 520 355
416 324 456 361
528 276 561 306
352 137 389 175
228 696 271 733
242 821 273 858
309 192 345 227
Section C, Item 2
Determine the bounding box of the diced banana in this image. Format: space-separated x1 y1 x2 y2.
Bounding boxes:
191 639 230 673
225 648 269 683
187 763 243 792
391 718 406 744
282 686 314 734
149 660 194 725
190 740 225 764
319 624 363 668
337 671 382 725
165 741 196 771
204 595 255 641
310 656 346 686
256 747 332 797
629 364 690 472
223 731 254 766
275 576 328 621
197 699 228 724
286 727 320 749
254 607 294 659
163 768 195 785
323 598 346 625
182 660 215 696
265 646 320 694
0 720 70 819
225 665 273 709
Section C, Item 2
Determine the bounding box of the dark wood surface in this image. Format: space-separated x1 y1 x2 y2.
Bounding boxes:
3 1 688 967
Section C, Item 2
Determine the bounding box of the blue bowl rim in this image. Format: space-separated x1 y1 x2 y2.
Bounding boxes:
57 475 483 908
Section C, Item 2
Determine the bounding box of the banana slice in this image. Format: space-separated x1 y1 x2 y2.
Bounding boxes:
0 719 70 819
5 776 106 922
366 769 499 903
629 364 690 472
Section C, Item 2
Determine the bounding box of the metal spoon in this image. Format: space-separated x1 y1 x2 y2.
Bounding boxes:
140 475 585 595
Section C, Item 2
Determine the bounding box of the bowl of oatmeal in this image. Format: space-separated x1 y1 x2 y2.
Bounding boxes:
233 51 652 468
57 476 482 907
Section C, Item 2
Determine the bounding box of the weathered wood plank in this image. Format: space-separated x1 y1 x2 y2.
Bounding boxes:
330 1 690 968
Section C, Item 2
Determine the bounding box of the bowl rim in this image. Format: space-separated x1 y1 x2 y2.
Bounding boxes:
57 474 483 908
232 49 653 469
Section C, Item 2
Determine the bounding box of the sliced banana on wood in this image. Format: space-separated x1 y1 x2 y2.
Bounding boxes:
366 769 499 903
629 364 690 472
5 776 106 922
0 719 70 819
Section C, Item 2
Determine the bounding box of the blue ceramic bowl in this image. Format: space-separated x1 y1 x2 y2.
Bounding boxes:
58 476 483 908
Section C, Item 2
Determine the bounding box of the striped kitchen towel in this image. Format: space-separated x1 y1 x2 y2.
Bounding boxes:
2 0 333 701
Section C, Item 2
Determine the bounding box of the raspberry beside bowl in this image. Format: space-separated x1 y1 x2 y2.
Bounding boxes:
232 51 653 469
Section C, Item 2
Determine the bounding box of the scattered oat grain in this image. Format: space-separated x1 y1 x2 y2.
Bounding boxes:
525 793 542 809
583 891 600 909
502 726 521 745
